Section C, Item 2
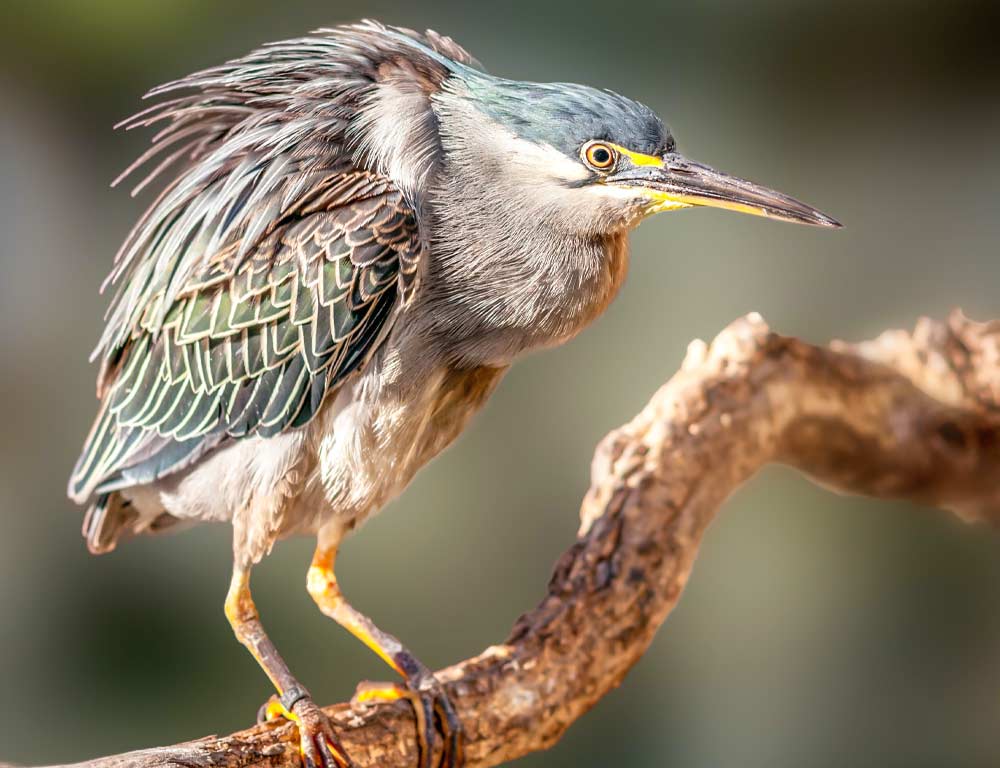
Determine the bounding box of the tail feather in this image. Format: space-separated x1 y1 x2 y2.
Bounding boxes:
82 493 138 554
83 492 187 554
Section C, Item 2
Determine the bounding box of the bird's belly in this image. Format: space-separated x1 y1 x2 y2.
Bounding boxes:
145 359 505 550
307 362 506 534
153 429 311 526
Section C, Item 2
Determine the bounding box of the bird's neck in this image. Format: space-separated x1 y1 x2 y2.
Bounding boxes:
418 180 630 367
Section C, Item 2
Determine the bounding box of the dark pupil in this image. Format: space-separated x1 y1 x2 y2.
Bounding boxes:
592 147 611 165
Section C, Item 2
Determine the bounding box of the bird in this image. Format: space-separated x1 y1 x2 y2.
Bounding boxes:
68 19 839 768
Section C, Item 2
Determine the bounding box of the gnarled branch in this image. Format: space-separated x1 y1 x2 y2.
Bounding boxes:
42 312 1000 768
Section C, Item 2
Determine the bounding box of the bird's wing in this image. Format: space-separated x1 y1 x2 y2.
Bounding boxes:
67 21 474 503
69 170 420 501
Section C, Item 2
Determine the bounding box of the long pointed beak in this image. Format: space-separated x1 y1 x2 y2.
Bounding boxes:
609 153 841 228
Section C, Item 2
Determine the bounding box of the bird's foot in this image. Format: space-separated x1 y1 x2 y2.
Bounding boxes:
258 689 353 768
353 674 463 768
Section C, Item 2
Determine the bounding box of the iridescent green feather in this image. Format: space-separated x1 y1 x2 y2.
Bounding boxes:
69 173 421 501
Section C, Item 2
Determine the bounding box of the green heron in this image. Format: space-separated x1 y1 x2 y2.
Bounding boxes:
68 20 839 768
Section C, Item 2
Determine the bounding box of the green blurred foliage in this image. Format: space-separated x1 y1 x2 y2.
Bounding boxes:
1 1 999 766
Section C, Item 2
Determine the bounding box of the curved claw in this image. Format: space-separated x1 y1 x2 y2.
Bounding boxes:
259 694 354 768
353 678 463 768
427 682 463 768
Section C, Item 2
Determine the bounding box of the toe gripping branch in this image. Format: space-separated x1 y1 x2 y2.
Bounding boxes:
260 691 352 768
353 677 462 768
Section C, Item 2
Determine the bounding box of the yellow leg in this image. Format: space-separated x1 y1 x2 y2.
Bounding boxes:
306 546 463 768
225 567 352 768
307 548 410 676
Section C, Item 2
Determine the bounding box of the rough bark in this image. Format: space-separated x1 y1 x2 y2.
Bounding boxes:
35 312 1000 768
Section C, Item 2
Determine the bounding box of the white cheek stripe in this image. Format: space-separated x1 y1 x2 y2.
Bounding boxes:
492 131 592 183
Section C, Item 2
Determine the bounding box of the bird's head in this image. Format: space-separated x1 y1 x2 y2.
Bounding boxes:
432 75 840 237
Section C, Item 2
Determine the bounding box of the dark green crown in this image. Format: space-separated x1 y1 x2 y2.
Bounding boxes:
463 74 674 159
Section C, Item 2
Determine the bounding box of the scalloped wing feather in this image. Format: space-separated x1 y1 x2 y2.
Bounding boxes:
69 174 420 502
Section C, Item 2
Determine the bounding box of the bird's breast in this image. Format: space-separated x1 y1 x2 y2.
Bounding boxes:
425 229 631 367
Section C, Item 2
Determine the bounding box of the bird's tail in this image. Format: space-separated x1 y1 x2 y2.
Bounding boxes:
83 492 187 554
82 492 137 554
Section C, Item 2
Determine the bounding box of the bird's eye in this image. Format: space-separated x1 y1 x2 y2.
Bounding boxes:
583 142 617 171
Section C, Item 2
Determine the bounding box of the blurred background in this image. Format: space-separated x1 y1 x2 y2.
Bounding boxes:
2 1 1000 766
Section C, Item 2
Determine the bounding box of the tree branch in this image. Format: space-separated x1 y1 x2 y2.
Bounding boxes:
42 312 1000 768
